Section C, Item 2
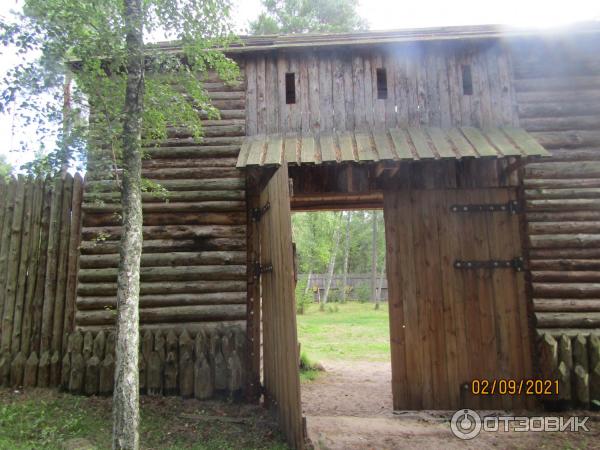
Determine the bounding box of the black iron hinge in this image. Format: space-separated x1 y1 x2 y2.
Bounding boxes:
254 262 273 279
450 200 519 215
251 201 270 222
454 257 524 272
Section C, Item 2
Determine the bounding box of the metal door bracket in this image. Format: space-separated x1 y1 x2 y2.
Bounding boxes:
450 200 519 214
454 257 524 272
254 262 273 278
251 201 270 222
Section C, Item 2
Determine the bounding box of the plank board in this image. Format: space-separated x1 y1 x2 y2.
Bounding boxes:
259 167 304 449
383 188 532 409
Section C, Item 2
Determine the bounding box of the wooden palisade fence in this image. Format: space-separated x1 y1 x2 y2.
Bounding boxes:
0 173 83 387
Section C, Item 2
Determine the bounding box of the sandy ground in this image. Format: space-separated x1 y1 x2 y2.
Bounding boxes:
301 361 600 450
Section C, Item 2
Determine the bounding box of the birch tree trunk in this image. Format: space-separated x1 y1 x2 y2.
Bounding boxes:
322 213 342 306
113 0 144 448
341 212 352 303
371 211 378 307
304 271 312 295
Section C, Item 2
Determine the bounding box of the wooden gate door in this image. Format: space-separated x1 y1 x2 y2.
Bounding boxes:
258 166 304 449
383 188 533 410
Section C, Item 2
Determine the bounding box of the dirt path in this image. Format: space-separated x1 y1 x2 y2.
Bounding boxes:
301 360 600 450
302 360 393 417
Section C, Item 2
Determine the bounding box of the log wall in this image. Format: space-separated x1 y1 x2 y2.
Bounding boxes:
510 35 600 336
0 174 83 388
79 69 248 336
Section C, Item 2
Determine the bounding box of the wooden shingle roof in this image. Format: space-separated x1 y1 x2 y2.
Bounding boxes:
236 127 549 168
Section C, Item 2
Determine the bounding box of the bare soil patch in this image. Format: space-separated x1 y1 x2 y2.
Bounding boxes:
302 360 600 450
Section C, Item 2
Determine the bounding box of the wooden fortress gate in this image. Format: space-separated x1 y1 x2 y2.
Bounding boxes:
240 124 548 446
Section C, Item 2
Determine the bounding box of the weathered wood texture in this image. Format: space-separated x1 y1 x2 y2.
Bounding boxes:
383 188 533 410
510 36 600 334
259 167 304 449
0 174 82 387
79 69 248 337
244 41 517 135
60 326 245 397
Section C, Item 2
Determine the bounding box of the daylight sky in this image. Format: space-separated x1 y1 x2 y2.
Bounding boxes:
1 0 600 169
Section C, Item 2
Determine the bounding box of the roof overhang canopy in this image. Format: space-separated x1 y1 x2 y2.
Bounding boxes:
236 127 549 168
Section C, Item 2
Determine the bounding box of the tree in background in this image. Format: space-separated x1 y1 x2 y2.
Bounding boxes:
249 0 367 34
1 1 238 448
0 156 13 180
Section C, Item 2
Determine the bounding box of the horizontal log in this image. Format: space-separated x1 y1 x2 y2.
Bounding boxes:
524 178 600 189
83 212 246 227
83 201 245 213
535 312 600 328
530 248 600 259
533 283 600 298
144 145 241 159
530 131 600 149
166 124 244 139
526 211 600 223
76 321 246 335
78 265 247 283
529 234 600 249
536 148 600 163
514 76 600 92
206 91 244 100
532 271 600 283
517 89 600 104
533 298 600 312
525 161 600 179
201 82 244 92
144 135 244 148
526 199 600 212
209 98 245 110
76 304 247 326
530 259 600 270
528 222 600 235
526 188 600 200
199 109 244 120
86 178 244 193
142 157 238 169
76 292 247 310
80 251 246 269
518 101 600 119
77 280 246 296
520 115 600 132
141 167 241 179
80 238 246 255
82 224 245 241
84 190 245 203
536 328 600 337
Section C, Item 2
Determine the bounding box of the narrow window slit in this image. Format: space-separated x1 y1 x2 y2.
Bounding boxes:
376 68 387 100
462 65 473 95
285 72 296 104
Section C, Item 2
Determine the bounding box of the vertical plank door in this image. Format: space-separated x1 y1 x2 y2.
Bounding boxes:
259 166 304 449
383 188 532 410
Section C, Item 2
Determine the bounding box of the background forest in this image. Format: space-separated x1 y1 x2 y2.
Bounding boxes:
292 210 386 310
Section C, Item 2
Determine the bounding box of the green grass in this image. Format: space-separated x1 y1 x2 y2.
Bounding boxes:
296 301 390 363
0 389 287 450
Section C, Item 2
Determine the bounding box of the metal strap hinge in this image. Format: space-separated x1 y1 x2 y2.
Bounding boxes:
251 201 270 222
454 257 524 272
450 200 519 214
254 262 273 278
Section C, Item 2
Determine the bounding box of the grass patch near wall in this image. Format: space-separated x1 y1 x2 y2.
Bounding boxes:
0 389 287 450
296 301 390 363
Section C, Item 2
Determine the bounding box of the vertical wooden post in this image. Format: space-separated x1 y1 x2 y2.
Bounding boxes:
245 175 261 402
62 173 83 352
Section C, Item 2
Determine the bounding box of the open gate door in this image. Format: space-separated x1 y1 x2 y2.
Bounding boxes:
258 166 304 449
383 188 533 411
